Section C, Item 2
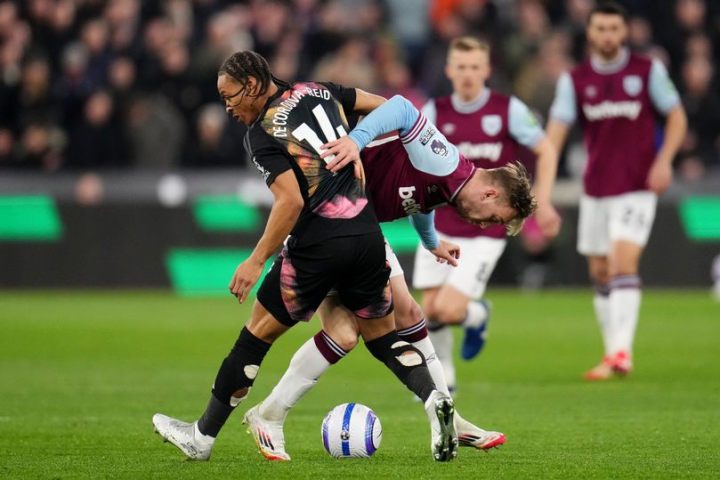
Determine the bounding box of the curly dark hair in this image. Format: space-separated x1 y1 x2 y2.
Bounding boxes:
486 161 538 236
218 51 292 98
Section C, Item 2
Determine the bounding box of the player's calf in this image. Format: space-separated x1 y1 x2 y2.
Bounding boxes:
197 327 271 438
365 330 436 403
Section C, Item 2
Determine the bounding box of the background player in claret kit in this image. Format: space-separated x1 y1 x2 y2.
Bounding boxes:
546 2 687 380
413 37 561 392
152 51 459 463
242 94 537 461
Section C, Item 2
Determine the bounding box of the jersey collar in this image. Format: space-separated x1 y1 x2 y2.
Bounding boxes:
451 88 491 114
590 47 630 75
251 85 289 127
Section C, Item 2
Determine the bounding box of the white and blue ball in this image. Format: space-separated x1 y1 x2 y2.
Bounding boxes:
321 403 382 458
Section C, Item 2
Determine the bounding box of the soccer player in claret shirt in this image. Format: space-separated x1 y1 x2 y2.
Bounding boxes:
242 94 537 461
413 37 561 392
152 51 459 462
546 2 687 380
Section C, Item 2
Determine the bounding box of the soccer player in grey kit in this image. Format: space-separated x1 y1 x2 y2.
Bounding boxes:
546 2 687 380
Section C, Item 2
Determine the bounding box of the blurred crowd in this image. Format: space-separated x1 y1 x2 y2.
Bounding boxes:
0 0 719 181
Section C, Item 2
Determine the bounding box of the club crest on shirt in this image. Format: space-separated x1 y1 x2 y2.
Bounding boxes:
585 85 598 98
623 75 643 96
481 115 502 136
431 139 448 156
441 123 456 135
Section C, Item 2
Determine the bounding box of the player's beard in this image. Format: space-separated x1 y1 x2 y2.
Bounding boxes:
594 42 622 62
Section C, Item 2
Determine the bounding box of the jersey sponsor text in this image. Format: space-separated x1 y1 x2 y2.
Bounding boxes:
582 100 642 121
457 141 503 162
399 186 421 215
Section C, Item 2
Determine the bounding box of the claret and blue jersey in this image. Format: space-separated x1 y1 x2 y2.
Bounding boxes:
549 49 681 197
347 95 477 247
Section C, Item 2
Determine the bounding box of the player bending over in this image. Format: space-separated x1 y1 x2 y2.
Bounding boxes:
153 52 457 463
242 94 537 461
414 37 560 396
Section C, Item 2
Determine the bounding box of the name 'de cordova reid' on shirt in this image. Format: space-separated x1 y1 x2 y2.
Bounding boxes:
271 87 332 138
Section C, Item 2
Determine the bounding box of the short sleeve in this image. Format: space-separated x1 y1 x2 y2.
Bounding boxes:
508 96 545 148
648 59 680 115
244 127 293 187
549 72 577 125
318 82 357 115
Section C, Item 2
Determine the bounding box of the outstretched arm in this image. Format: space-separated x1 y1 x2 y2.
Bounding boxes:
322 95 420 172
409 212 460 267
323 95 460 177
347 95 420 150
409 212 439 250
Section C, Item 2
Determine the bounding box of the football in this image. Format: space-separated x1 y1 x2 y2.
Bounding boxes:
321 403 382 458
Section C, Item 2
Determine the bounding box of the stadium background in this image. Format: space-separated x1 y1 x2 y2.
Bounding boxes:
1 0 720 291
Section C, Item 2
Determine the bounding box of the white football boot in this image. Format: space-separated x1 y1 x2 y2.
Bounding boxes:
242 405 291 461
424 390 458 462
455 413 507 450
152 413 213 461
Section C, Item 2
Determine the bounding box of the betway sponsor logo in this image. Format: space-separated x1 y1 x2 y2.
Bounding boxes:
457 142 503 162
399 186 421 215
582 101 642 121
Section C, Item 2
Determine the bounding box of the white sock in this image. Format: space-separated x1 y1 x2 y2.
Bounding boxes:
461 301 489 329
193 423 215 445
412 336 451 396
609 285 641 356
429 327 455 390
258 338 331 422
593 293 612 355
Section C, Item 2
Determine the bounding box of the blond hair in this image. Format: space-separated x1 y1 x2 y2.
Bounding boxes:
448 37 491 58
486 162 538 236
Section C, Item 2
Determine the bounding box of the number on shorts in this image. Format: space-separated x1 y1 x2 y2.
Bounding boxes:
622 206 646 230
476 262 491 283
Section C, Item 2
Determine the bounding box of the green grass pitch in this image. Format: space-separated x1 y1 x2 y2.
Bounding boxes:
1 290 719 479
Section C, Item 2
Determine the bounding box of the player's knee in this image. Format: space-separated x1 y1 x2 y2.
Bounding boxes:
589 264 610 285
394 298 424 330
324 329 359 352
608 260 639 278
335 333 359 352
433 302 465 324
421 301 437 321
367 336 425 368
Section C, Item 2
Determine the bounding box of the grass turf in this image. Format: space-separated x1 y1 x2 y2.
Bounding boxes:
1 289 719 479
